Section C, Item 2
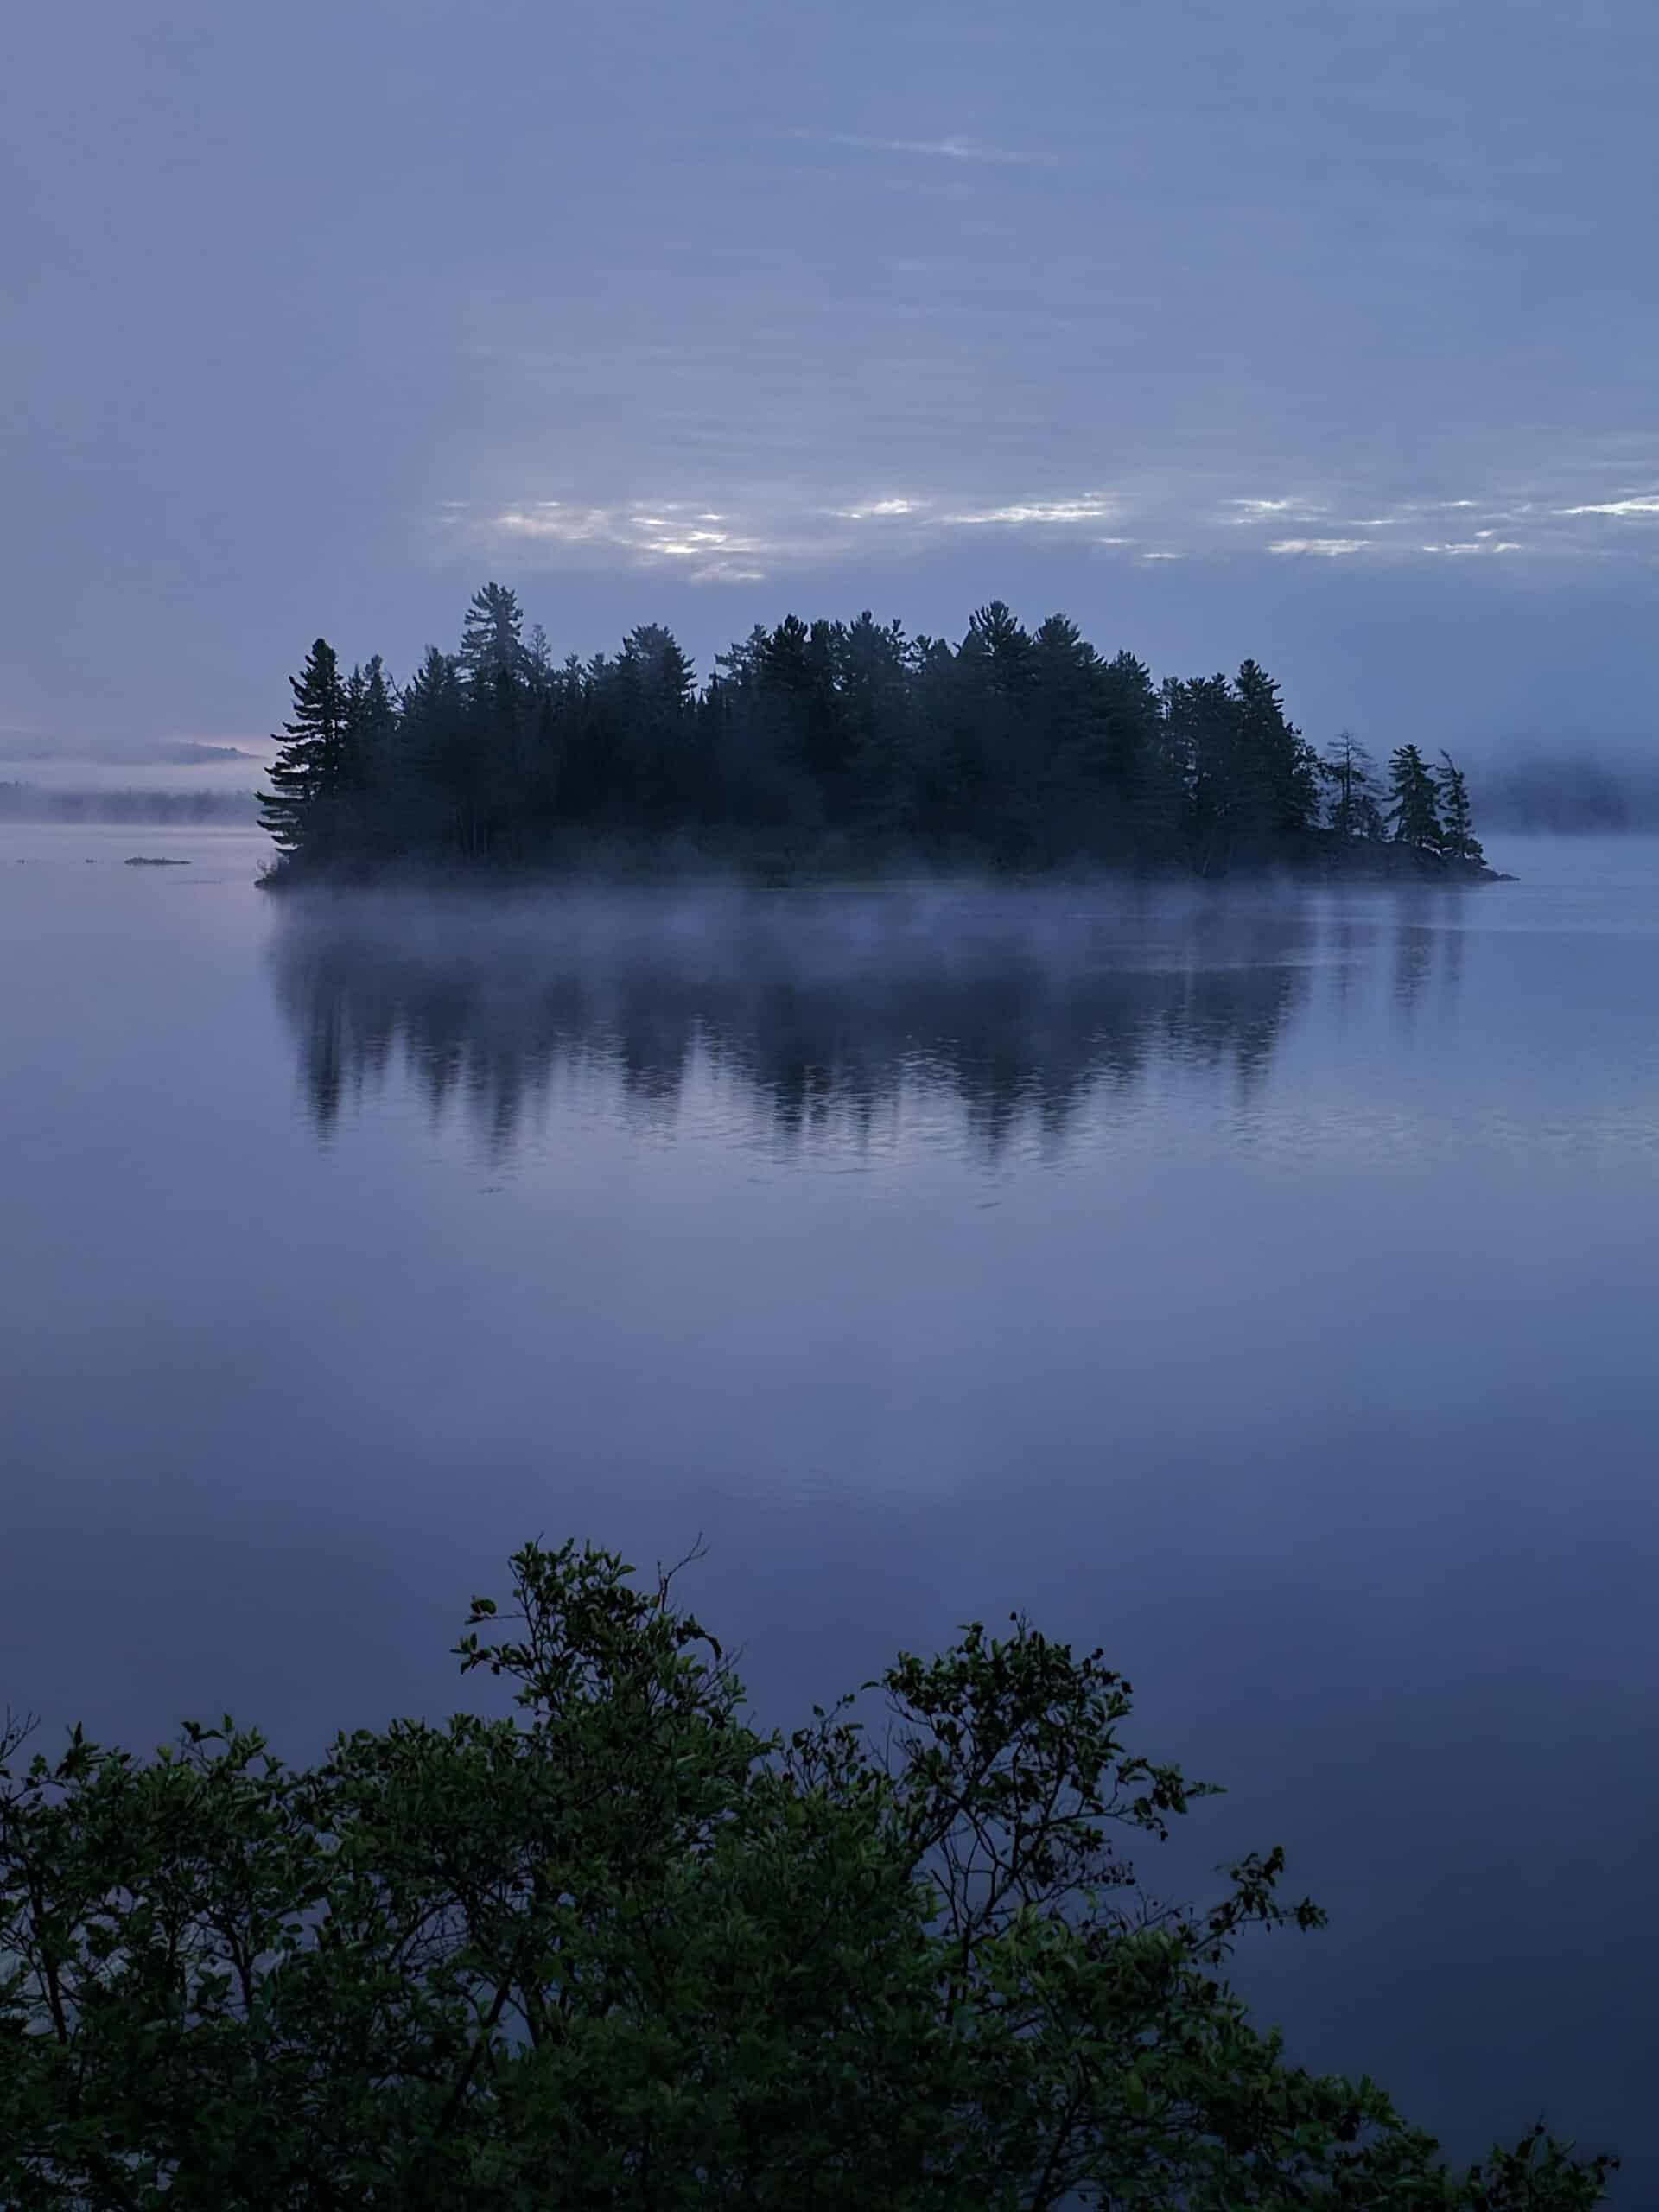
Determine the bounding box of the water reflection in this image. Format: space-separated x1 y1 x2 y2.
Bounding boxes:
270 884 1468 1160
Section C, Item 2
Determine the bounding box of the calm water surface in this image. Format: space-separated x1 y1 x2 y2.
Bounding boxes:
3 824 1656 2190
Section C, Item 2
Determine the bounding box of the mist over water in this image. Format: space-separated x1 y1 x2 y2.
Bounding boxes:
4 826 1659 2193
272 880 1330 1158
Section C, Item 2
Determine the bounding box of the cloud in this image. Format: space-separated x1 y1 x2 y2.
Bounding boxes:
490 506 614 544
1268 538 1374 557
453 467 1643 582
940 494 1119 526
1554 494 1659 518
775 127 1065 170
479 502 772 581
828 498 927 520
1420 539 1525 555
1224 497 1327 524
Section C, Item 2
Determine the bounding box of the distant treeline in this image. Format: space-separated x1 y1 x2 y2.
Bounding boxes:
1472 751 1659 834
261 584 1489 882
0 783 259 826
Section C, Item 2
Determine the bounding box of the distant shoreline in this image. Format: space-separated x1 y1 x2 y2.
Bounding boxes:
257 836 1511 894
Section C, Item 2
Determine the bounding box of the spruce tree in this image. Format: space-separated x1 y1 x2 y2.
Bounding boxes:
259 639 347 855
1387 743 1443 851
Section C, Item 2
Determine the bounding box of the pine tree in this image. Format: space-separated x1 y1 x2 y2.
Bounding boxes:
259 639 347 855
458 582 528 687
967 600 1033 695
1438 751 1484 865
1387 743 1443 851
1320 731 1384 841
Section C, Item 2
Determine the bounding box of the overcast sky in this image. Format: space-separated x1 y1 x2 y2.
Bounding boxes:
4 0 1657 760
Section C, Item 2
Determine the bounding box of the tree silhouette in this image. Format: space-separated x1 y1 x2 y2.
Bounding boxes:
259 638 348 854
1388 743 1443 852
459 581 530 685
1321 731 1385 842
1438 751 1484 864
257 588 1491 886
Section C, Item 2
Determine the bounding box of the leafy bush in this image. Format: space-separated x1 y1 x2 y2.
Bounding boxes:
0 1541 1610 2207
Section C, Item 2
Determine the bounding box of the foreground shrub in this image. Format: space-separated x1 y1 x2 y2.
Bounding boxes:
0 1540 1610 2208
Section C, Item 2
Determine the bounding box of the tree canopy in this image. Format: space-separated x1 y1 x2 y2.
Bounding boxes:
1 1541 1606 2208
260 588 1490 883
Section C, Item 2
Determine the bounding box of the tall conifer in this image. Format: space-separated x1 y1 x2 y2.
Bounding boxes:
1387 743 1443 850
259 639 346 854
1438 751 1483 864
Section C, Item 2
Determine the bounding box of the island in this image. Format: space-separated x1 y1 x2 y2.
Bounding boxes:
258 584 1499 886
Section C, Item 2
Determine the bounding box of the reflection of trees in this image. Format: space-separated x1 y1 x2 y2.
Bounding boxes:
271 887 1326 1160
1389 889 1469 1020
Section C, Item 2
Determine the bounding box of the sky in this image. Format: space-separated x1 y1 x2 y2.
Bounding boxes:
4 0 1658 766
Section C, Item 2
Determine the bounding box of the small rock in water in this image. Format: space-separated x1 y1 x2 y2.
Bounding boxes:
124 856 191 867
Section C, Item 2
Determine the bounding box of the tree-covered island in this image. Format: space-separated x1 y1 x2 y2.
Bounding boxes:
260 584 1496 884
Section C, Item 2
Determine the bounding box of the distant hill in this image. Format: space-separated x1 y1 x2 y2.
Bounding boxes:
0 782 261 825
158 741 261 766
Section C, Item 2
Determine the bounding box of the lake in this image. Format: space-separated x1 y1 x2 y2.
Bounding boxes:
3 823 1655 2192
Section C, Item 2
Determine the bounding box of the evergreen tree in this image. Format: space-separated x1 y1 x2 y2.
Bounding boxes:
259 639 347 855
397 645 467 849
958 602 1039 858
1233 659 1321 857
359 653 399 771
1165 672 1239 876
607 625 698 826
1106 651 1184 860
459 581 529 687
337 664 380 803
1027 613 1102 860
967 599 1033 695
836 611 912 835
1388 743 1443 851
1321 731 1385 842
1438 751 1484 865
